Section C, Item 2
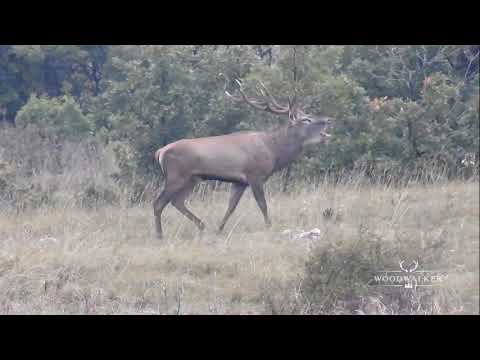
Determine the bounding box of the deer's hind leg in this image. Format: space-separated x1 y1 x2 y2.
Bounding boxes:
153 188 175 239
154 176 196 239
170 176 205 231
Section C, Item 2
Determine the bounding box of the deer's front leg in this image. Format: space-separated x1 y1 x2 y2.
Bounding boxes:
250 181 271 228
217 182 248 233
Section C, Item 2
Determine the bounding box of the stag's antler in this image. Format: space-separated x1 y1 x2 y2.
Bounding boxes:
220 74 290 115
256 81 290 112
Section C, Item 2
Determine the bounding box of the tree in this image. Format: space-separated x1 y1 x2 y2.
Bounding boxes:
0 45 110 124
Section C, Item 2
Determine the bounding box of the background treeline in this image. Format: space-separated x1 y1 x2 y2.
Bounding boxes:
0 45 478 208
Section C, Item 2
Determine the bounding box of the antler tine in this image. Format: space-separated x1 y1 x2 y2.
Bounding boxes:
222 75 249 104
257 81 289 112
255 83 266 98
287 88 301 114
292 88 298 106
222 76 290 115
254 82 287 113
234 80 271 111
222 73 242 101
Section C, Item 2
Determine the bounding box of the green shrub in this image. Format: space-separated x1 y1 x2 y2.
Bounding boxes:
260 225 465 315
15 94 93 140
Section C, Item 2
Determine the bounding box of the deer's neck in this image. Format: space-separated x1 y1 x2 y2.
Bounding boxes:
264 126 304 173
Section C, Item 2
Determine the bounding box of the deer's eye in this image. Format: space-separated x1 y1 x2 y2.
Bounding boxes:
301 118 312 124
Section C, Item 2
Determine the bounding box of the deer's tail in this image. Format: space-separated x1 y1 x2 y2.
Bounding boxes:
154 147 168 177
155 142 178 178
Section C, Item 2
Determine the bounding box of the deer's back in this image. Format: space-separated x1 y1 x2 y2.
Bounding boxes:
156 132 275 182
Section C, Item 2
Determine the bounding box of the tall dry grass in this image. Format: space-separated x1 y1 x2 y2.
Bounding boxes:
0 173 478 314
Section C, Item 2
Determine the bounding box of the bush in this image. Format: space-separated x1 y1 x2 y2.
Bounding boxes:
261 225 465 315
15 94 93 140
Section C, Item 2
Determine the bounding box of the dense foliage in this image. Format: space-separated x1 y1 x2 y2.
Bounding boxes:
1 45 478 200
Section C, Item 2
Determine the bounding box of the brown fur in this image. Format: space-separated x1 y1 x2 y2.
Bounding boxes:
153 114 332 239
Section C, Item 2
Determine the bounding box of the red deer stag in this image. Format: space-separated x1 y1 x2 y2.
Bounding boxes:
153 77 333 239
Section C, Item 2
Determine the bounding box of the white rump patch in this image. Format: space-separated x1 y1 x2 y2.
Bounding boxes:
157 150 165 173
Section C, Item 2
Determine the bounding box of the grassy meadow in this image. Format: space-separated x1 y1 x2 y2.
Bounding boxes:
0 175 478 315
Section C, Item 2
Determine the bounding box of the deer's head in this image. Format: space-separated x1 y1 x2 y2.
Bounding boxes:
223 75 333 147
286 99 333 146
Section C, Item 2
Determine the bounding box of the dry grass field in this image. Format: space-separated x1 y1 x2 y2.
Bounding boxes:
0 177 478 315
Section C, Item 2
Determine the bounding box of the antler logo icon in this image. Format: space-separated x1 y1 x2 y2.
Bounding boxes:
399 260 419 290
399 260 419 273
